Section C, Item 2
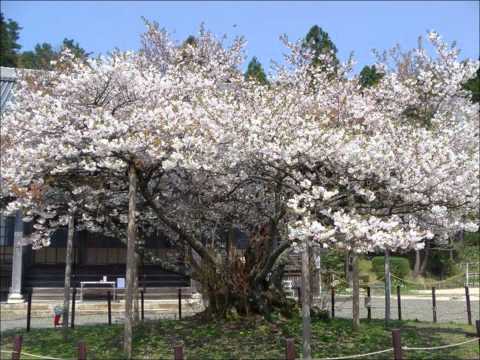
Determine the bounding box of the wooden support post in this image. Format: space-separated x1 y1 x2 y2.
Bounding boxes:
26 290 32 332
397 285 402 321
476 320 480 349
285 338 295 360
475 320 480 348
107 291 112 325
391 329 402 360
178 288 182 320
78 341 87 360
366 286 371 321
141 290 144 321
71 287 76 329
297 287 301 306
11 335 22 360
465 286 472 325
331 287 335 319
174 344 184 360
432 287 437 323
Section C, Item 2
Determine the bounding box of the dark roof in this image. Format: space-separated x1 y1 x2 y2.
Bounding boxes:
0 67 17 110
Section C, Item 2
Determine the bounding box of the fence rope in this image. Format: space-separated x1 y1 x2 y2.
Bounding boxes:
391 273 466 287
403 337 479 351
313 348 393 359
0 349 70 360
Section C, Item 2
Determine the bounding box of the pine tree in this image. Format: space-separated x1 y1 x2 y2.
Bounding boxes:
359 65 384 88
0 13 22 67
463 65 479 103
244 57 268 85
303 25 339 72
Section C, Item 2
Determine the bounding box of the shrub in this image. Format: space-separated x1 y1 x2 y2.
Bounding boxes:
372 256 410 279
358 259 373 274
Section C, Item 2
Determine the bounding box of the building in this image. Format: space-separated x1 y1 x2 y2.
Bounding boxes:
0 67 190 303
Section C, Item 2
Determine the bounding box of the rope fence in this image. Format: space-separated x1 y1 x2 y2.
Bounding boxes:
1 349 70 360
2 326 479 360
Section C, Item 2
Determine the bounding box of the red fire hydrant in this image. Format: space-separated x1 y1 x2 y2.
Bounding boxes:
53 305 63 327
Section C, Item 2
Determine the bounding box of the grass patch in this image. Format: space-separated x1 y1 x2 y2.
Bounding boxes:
1 316 478 359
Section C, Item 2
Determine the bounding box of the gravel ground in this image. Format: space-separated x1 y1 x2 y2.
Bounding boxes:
0 310 197 332
1 296 478 332
333 295 479 323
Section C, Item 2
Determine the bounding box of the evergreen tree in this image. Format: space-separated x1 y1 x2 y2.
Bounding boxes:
244 56 268 85
0 13 22 67
19 38 89 70
359 65 384 88
61 38 90 60
19 43 56 69
463 65 479 103
303 25 339 71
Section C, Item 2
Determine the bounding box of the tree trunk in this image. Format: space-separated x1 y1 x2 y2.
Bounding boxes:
345 253 352 286
301 240 312 360
124 164 137 359
309 244 315 304
384 249 391 324
351 252 360 330
419 244 430 275
133 252 139 324
413 250 421 278
62 213 74 338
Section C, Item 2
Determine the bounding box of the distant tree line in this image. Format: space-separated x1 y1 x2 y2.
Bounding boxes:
2 12 477 102
0 12 89 70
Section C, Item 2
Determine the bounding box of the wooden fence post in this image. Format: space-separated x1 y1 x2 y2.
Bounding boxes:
174 343 184 360
331 287 335 319
476 320 480 349
285 338 295 360
71 287 77 329
107 291 112 325
141 290 144 321
78 341 87 360
367 286 371 321
391 329 402 360
464 286 472 325
178 288 182 320
431 287 437 323
11 335 22 360
26 290 32 332
397 285 402 321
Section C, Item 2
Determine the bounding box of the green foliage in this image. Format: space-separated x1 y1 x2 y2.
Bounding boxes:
18 38 89 70
358 258 373 274
429 254 460 278
0 12 22 67
1 318 477 359
18 42 56 70
244 56 268 85
303 25 339 70
1 12 89 69
463 65 480 103
322 249 345 274
359 65 384 88
372 256 410 279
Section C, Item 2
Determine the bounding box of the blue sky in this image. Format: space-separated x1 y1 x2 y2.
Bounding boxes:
2 1 479 73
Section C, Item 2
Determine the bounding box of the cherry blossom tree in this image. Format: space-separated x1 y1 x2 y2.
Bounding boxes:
1 25 478 360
